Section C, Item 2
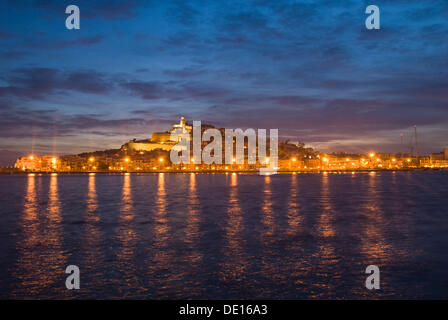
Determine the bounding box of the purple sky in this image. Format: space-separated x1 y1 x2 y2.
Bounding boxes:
0 0 447 164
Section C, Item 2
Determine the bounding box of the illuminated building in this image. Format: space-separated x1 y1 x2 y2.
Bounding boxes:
14 155 59 171
121 117 192 152
11 118 448 173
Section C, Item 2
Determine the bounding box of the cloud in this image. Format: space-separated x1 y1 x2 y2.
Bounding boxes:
0 106 175 139
0 68 114 99
23 35 105 50
0 31 17 39
121 80 230 101
165 0 200 26
163 66 206 78
9 0 150 21
55 35 104 49
121 81 165 100
0 50 29 60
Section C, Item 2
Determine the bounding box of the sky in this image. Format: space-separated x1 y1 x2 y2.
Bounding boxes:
0 0 447 164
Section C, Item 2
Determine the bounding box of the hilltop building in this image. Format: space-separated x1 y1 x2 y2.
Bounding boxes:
121 117 192 152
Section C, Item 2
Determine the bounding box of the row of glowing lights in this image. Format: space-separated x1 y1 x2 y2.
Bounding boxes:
92 156 269 171
29 172 241 176
87 157 270 163
322 153 413 164
25 156 271 171
86 156 272 167
27 154 413 169
28 156 271 163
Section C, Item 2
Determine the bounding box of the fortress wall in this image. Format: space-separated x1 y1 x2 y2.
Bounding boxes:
128 142 173 152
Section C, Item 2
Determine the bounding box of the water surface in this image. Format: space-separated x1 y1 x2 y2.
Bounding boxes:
0 172 447 299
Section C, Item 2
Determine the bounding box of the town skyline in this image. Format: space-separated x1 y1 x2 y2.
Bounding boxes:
0 115 445 166
11 117 448 172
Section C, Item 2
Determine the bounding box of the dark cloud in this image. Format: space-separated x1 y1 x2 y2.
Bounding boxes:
56 35 104 49
122 80 229 101
121 81 164 100
23 35 105 50
163 66 205 78
0 50 29 60
8 0 150 21
165 0 200 26
0 106 174 139
0 68 114 99
0 31 17 39
131 109 154 115
135 68 150 73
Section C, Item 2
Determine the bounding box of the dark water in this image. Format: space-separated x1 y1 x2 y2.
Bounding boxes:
0 171 448 299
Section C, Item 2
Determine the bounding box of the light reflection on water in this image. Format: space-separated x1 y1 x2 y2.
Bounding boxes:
82 173 105 293
361 172 390 260
312 173 339 298
221 173 247 286
186 174 202 264
13 174 67 298
1 172 448 299
286 173 301 237
116 173 141 296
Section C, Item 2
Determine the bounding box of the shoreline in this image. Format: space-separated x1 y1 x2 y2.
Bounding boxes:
1 168 447 175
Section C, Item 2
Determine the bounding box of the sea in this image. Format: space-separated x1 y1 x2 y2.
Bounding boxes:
0 171 447 299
